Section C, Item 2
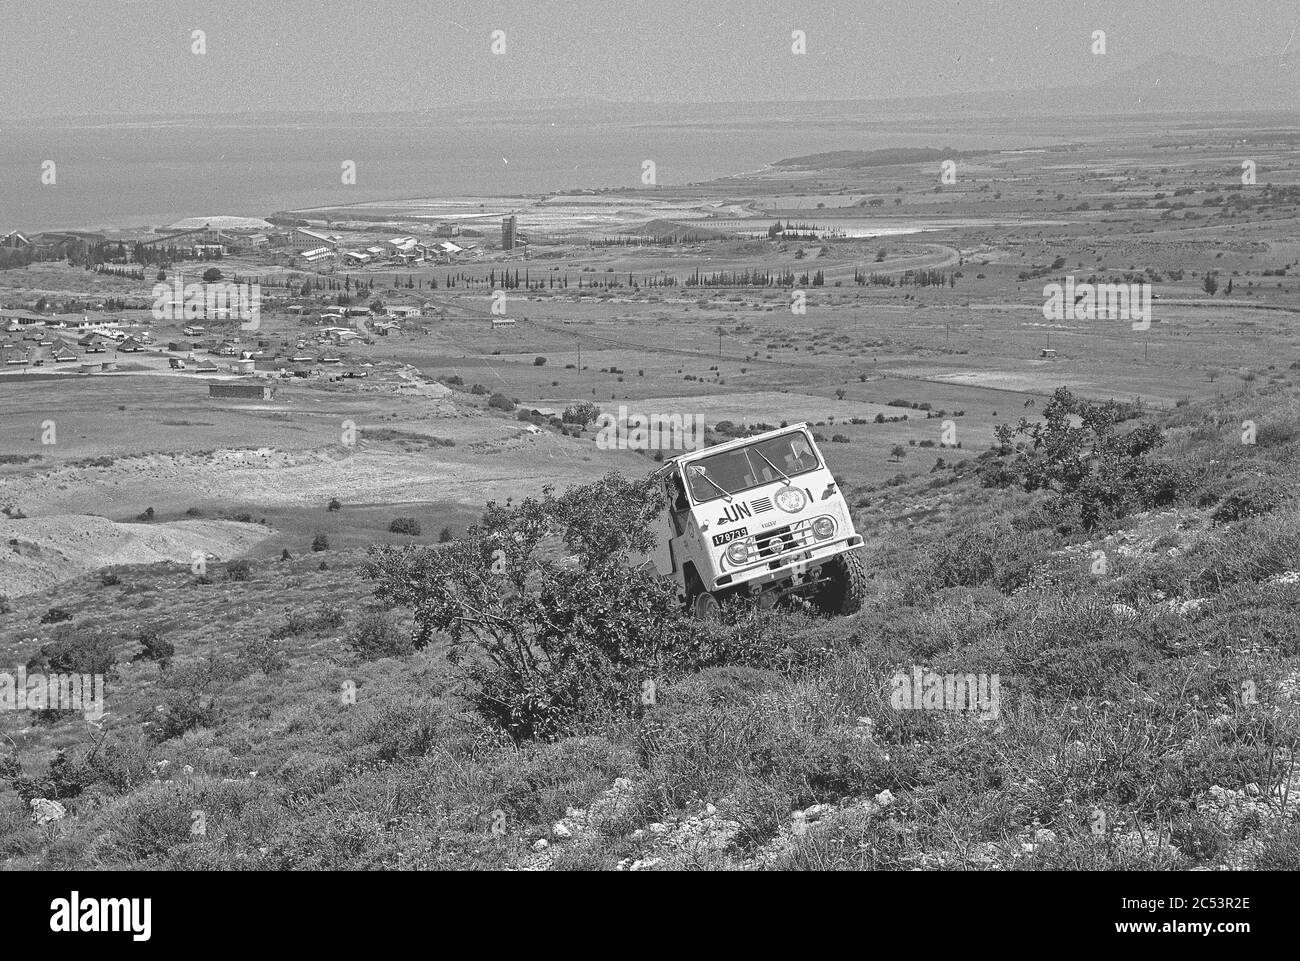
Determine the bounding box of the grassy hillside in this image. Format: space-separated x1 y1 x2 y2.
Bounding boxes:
1 378 1297 871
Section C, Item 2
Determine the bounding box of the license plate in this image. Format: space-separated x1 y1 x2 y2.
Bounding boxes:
712 527 747 546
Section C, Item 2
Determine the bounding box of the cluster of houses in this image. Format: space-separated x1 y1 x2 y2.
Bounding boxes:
2 218 480 266
0 309 150 370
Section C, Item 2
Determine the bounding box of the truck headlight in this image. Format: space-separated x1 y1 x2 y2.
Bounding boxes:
812 516 836 539
774 486 806 513
726 540 749 565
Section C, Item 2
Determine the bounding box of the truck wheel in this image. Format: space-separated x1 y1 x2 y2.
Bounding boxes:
691 591 720 621
817 549 866 615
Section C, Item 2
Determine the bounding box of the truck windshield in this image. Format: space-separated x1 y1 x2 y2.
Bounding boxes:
684 431 821 503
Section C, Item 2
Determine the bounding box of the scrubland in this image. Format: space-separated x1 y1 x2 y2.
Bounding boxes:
2 377 1297 871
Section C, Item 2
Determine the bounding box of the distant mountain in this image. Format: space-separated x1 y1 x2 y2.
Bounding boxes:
846 52 1300 117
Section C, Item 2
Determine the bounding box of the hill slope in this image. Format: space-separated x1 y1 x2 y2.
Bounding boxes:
1 381 1298 870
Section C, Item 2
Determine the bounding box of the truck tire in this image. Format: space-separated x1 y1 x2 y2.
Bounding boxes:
692 590 720 621
816 548 867 615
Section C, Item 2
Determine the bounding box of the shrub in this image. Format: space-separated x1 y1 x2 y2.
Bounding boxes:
40 607 73 624
27 625 116 676
488 392 516 412
562 401 601 427
239 635 289 675
311 533 329 552
99 571 122 587
438 526 454 543
989 387 1176 527
129 626 174 669
272 604 343 639
388 517 422 536
345 611 414 660
327 498 342 512
315 604 345 629
365 472 684 740
149 659 227 741
225 559 252 581
533 356 547 366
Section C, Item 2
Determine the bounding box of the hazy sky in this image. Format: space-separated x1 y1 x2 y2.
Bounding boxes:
0 0 1294 120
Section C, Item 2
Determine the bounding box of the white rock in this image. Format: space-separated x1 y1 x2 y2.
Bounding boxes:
1110 603 1139 622
30 798 67 825
874 789 895 807
705 803 717 816
552 822 572 839
532 838 550 852
803 804 831 821
630 857 663 871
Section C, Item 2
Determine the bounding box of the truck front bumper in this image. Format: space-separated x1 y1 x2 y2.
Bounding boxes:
708 533 863 593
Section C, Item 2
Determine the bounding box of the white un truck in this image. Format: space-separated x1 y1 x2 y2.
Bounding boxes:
644 423 866 618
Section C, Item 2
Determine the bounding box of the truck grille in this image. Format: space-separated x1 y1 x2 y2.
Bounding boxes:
735 518 819 563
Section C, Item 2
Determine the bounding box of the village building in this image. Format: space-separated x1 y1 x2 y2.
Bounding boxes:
300 246 334 264
289 228 337 252
208 380 276 400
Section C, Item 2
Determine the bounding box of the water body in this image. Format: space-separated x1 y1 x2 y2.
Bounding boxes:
0 104 1067 233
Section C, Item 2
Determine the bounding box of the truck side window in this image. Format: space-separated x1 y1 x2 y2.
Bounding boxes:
671 475 689 512
668 476 689 536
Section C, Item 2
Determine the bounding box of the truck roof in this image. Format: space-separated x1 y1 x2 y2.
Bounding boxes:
663 421 813 467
